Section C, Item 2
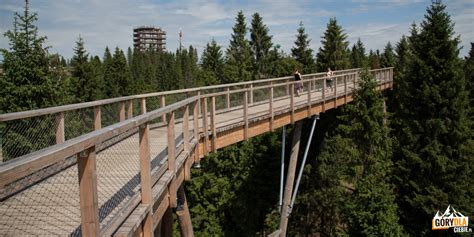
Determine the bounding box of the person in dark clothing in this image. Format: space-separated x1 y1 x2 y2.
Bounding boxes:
293 69 303 96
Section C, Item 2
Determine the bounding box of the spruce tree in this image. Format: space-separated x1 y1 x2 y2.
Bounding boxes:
89 55 104 100
70 36 99 102
200 39 224 85
291 21 315 73
368 50 381 69
464 43 473 108
305 71 403 235
0 0 61 112
316 18 350 72
380 42 395 68
250 13 273 79
224 11 252 83
350 38 367 68
392 1 473 235
103 47 132 97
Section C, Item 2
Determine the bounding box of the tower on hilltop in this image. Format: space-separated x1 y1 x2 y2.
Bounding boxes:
133 26 166 51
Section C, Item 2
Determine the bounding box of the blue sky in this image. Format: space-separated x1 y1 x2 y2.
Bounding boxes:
1 0 473 60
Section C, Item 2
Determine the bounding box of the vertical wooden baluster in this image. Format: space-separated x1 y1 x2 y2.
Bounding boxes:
94 106 101 130
344 75 348 104
193 99 200 164
226 87 230 109
249 84 254 105
141 98 147 114
269 83 274 131
183 105 191 180
78 146 100 237
167 111 177 208
290 83 294 124
139 122 153 236
243 91 249 140
127 100 133 119
353 73 357 92
201 98 209 156
307 81 311 117
119 102 125 122
183 105 190 153
334 76 338 108
55 112 65 144
161 96 166 124
210 97 217 152
322 78 326 112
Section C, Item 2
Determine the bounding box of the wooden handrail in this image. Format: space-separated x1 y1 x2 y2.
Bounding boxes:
0 67 394 236
200 70 363 99
0 96 199 187
0 68 362 122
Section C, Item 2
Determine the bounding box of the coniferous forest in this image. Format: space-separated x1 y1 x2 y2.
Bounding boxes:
1 0 473 236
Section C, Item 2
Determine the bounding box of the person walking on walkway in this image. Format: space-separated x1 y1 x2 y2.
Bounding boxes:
293 69 303 96
326 68 334 92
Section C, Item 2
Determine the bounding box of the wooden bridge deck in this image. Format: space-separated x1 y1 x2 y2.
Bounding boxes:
0 68 393 236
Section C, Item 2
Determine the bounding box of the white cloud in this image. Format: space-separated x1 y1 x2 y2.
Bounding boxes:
0 0 472 60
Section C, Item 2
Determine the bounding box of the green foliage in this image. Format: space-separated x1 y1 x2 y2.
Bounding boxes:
291 71 403 236
368 50 381 69
380 42 395 68
69 36 102 102
0 0 63 113
0 0 69 160
316 18 350 71
392 1 473 235
224 11 253 83
187 132 281 236
201 39 224 84
103 47 132 97
250 13 273 79
291 21 315 73
464 43 474 108
351 38 367 68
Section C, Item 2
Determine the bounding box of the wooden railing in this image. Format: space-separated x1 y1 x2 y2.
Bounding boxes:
0 67 393 236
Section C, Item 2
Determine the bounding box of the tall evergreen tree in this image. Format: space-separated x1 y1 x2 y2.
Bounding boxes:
89 55 104 100
69 36 100 102
0 0 62 112
268 45 302 77
103 47 132 97
392 1 473 235
368 50 381 69
291 71 403 235
350 38 367 68
200 39 224 85
291 21 315 73
464 43 474 108
380 42 395 68
316 18 350 71
250 13 273 79
224 11 252 83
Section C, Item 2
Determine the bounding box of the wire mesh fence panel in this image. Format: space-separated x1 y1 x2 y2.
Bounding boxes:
64 107 94 140
132 99 141 116
1 115 56 162
146 96 163 125
95 128 141 230
146 96 161 112
0 162 81 236
273 84 288 100
101 102 121 128
253 88 268 104
148 124 168 178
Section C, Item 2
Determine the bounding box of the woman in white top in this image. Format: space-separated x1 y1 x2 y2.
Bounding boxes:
326 68 334 91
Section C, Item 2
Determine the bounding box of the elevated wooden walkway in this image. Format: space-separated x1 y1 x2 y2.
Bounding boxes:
0 68 393 236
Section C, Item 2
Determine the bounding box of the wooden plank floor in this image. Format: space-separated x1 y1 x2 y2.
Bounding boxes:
0 83 355 236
